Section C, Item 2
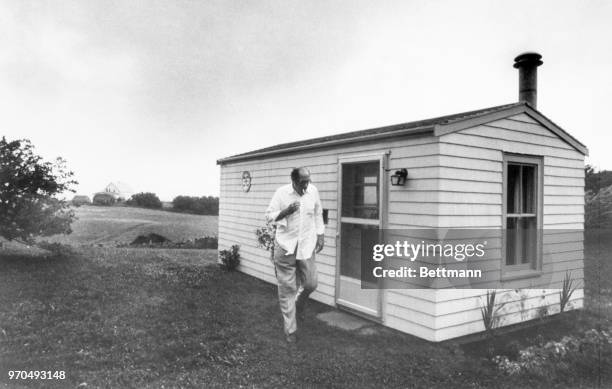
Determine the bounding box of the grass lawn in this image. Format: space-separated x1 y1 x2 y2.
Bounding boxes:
0 247 482 388
0 242 610 388
0 206 610 388
46 205 218 246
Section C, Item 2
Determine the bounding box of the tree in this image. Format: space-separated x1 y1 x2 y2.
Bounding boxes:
93 192 116 206
0 137 77 243
584 165 612 228
585 164 612 194
171 195 219 215
127 192 162 209
585 185 612 229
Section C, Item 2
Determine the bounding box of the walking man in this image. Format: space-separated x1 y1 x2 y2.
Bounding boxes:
265 167 325 343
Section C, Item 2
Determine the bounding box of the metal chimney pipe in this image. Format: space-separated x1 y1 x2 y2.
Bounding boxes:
513 52 543 109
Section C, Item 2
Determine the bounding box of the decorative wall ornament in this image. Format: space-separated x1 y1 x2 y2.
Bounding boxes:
241 171 252 192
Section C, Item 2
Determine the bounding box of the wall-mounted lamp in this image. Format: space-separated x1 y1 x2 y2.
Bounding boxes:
389 168 408 186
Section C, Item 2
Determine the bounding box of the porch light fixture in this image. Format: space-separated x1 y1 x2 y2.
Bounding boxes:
390 168 408 186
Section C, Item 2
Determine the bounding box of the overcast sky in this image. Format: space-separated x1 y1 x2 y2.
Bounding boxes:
1 0 611 200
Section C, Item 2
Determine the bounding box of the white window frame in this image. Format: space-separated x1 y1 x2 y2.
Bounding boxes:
502 153 543 279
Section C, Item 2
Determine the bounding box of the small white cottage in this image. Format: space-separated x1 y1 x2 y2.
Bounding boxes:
102 182 134 202
217 53 587 341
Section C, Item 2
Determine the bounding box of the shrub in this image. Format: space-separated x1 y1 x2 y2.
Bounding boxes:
130 233 170 246
171 195 219 215
494 329 612 379
37 241 75 257
93 192 116 206
219 245 240 271
121 235 218 249
127 192 162 209
71 195 91 207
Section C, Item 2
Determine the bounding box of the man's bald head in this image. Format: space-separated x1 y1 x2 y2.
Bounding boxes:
291 167 310 181
291 167 311 196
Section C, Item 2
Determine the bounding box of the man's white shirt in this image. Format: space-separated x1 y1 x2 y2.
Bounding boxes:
265 183 325 260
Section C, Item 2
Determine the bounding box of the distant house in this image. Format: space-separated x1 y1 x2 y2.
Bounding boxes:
71 195 91 206
102 182 133 202
217 53 588 341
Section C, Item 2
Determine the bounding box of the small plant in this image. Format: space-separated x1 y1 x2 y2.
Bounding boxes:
255 221 277 260
219 245 240 271
559 271 580 313
480 290 507 338
535 305 549 321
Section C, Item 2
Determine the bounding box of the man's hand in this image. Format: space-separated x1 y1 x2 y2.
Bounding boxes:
315 234 325 253
275 201 300 221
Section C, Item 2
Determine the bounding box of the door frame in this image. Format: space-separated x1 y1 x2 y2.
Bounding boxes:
335 151 389 321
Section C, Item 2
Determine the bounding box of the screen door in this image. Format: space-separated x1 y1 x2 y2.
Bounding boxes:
336 159 383 317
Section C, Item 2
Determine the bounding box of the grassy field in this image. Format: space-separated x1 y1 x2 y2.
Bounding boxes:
1 244 610 388
0 207 611 388
46 205 218 246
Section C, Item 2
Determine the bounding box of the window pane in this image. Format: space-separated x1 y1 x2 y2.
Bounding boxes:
363 186 377 205
521 165 536 214
507 164 520 213
340 223 378 283
506 217 518 265
506 217 537 266
520 217 537 265
354 185 378 205
364 176 377 184
342 162 380 219
340 223 362 279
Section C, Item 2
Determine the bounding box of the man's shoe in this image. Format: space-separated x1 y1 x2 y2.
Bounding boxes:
286 333 297 343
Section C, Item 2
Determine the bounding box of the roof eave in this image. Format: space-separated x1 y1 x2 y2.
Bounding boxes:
216 125 434 165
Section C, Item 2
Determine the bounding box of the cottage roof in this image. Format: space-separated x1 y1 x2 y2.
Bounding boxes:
103 182 133 195
217 101 587 164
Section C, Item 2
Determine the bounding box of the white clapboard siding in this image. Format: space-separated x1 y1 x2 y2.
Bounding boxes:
545 166 585 178
391 202 501 215
219 134 441 315
431 113 585 340
544 196 584 205
438 143 503 161
432 289 584 341
385 314 437 341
